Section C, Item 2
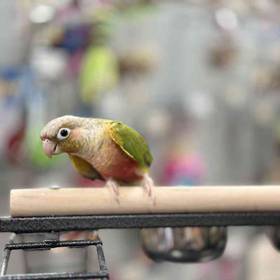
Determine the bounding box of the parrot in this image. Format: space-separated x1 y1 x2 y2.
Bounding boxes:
40 115 154 201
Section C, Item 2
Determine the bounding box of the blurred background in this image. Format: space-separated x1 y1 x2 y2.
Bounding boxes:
1 0 280 279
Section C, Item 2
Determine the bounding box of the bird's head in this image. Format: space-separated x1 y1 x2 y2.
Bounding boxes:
40 115 86 158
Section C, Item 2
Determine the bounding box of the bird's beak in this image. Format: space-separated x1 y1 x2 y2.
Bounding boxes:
42 139 59 158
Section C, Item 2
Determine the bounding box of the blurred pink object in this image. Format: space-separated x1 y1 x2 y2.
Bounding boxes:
163 153 206 185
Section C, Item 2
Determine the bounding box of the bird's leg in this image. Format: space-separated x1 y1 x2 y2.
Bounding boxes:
106 178 120 203
142 173 156 204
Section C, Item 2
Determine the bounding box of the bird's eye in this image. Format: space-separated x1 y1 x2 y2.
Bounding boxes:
57 128 70 140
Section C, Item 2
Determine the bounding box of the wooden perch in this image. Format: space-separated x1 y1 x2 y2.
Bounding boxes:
10 186 280 217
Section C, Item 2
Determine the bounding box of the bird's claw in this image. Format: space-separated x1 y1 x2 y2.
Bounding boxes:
142 174 156 205
106 179 120 204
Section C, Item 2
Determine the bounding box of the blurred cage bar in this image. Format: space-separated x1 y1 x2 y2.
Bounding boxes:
1 212 280 279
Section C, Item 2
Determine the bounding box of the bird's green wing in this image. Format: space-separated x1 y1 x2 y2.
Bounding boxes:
108 121 153 169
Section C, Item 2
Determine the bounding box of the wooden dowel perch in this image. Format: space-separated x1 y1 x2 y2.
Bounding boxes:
10 186 280 217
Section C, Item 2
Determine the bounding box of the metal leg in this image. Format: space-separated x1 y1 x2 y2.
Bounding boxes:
0 232 109 279
96 244 108 278
0 247 10 276
0 234 16 276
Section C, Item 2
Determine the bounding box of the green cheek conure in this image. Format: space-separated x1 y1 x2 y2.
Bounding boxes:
40 115 154 201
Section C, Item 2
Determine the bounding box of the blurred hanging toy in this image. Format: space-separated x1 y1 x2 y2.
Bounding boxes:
209 7 239 69
79 45 119 103
208 38 237 69
264 67 280 92
50 23 91 78
79 14 119 104
40 115 154 201
51 23 91 55
118 46 159 77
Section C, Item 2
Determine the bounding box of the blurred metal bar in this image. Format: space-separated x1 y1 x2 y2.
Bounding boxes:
96 243 108 273
1 212 280 233
0 249 10 276
0 234 15 276
0 271 109 279
5 240 102 251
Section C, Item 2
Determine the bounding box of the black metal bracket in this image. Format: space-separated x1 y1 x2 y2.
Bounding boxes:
0 234 109 280
1 211 280 279
1 212 280 233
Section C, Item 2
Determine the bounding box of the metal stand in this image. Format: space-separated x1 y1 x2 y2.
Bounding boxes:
1 212 280 279
0 233 109 280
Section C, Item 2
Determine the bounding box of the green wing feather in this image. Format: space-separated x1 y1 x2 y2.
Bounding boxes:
108 121 153 169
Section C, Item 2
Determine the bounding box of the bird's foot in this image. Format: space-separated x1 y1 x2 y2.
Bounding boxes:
142 173 156 205
106 178 120 204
